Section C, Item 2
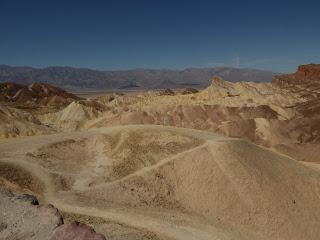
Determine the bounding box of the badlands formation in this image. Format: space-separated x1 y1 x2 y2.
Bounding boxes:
1 64 320 239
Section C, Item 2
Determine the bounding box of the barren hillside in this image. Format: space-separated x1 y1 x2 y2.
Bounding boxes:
1 64 320 239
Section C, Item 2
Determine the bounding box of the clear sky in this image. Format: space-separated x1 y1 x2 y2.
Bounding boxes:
0 0 319 72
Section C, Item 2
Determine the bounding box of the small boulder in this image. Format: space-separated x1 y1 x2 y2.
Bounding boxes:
50 221 106 240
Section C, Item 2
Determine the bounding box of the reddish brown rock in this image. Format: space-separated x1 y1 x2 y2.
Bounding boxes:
273 64 320 87
50 221 106 240
0 82 80 103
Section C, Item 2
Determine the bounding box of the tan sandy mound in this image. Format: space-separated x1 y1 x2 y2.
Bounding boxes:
29 128 203 190
0 103 54 138
38 101 103 130
80 127 320 240
103 129 203 180
2 125 320 239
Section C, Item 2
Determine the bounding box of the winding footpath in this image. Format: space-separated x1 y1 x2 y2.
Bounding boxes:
0 125 240 240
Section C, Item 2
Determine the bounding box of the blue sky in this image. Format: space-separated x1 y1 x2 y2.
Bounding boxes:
0 0 319 72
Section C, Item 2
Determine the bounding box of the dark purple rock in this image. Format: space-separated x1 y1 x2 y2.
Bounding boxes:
50 221 106 240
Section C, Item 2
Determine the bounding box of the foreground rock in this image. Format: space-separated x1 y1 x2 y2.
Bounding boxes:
0 189 63 240
0 189 106 240
50 222 106 240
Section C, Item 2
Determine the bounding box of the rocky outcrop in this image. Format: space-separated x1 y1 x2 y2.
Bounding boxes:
0 189 63 240
206 76 303 109
0 82 24 102
0 189 106 240
273 64 320 87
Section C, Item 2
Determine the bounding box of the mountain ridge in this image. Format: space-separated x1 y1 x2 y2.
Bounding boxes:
0 65 278 90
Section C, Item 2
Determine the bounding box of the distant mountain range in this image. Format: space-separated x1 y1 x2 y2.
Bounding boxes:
0 65 278 90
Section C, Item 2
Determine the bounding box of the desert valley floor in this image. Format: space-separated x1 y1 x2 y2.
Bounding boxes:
1 64 320 240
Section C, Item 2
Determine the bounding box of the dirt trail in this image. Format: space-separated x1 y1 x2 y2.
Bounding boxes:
3 125 318 240
88 141 210 190
51 199 233 240
0 125 241 240
3 125 320 240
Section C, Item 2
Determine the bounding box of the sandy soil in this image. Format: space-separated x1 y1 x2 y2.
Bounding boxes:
2 71 320 239
1 125 320 239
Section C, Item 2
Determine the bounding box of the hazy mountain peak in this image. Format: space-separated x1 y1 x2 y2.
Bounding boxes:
0 65 277 90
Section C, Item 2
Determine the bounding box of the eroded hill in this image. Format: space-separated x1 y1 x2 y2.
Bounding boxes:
1 64 320 239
